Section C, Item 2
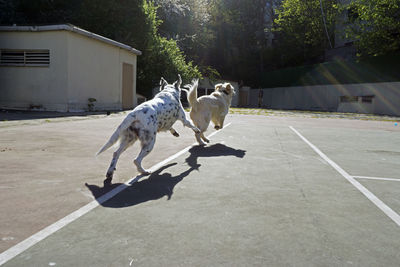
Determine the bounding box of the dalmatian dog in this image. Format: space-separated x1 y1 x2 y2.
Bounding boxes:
97 75 200 184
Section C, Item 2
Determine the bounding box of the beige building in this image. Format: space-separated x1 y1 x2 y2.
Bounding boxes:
0 24 141 112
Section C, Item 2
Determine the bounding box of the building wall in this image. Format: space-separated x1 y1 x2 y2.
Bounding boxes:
0 31 69 111
244 82 400 116
0 30 138 112
66 31 137 111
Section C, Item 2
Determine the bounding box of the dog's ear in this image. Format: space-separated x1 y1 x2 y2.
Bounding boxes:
174 74 182 90
225 83 235 94
178 74 182 87
214 83 222 91
159 77 168 91
193 79 199 88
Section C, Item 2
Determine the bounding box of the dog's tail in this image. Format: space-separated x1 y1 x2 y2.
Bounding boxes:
96 115 137 156
186 79 200 112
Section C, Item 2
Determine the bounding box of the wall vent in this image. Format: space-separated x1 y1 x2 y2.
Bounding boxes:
0 49 50 66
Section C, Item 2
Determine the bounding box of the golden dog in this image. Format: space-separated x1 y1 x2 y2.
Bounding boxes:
185 80 235 145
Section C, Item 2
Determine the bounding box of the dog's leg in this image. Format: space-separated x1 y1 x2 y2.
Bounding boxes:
134 143 154 175
200 133 210 143
179 112 200 133
169 127 179 137
134 134 156 175
214 116 225 130
184 119 200 133
105 138 130 184
195 132 206 145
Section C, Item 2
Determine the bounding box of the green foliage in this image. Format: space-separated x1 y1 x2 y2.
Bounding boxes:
153 0 218 81
200 0 275 84
274 0 338 66
138 1 201 95
343 0 400 57
87 98 97 111
2 0 80 24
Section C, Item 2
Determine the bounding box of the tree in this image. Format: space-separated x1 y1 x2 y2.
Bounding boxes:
233 0 275 81
343 0 400 57
139 1 201 94
0 0 80 24
274 0 338 66
197 0 272 84
154 0 219 79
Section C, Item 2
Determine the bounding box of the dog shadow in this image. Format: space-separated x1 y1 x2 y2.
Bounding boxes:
85 163 194 208
85 143 246 208
185 143 246 169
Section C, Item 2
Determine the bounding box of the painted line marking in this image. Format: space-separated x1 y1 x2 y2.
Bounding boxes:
0 123 231 266
289 126 400 227
353 176 400 182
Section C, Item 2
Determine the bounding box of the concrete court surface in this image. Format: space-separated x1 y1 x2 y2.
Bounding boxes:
1 111 400 266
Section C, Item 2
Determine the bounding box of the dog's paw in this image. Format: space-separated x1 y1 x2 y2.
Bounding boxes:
106 171 114 180
140 170 151 176
134 160 151 176
201 136 210 143
193 163 201 170
103 177 112 186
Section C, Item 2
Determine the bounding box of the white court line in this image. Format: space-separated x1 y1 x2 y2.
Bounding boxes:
0 123 231 266
289 126 400 227
353 176 400 182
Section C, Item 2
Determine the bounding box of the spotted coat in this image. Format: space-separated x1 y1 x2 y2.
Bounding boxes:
97 76 200 182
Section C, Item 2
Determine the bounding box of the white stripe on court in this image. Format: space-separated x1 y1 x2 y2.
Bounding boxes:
289 126 400 227
353 176 400 182
0 123 231 266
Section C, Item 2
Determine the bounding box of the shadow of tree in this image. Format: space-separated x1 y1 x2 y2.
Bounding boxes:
85 143 246 208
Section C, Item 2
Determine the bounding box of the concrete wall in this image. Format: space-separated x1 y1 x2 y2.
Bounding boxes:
0 31 69 111
0 30 138 112
243 82 400 116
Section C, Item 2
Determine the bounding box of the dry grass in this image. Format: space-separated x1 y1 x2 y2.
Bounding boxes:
228 108 400 122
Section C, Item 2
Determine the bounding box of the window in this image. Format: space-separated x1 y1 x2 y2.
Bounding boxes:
340 95 375 103
0 49 50 67
361 95 374 103
340 96 358 103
